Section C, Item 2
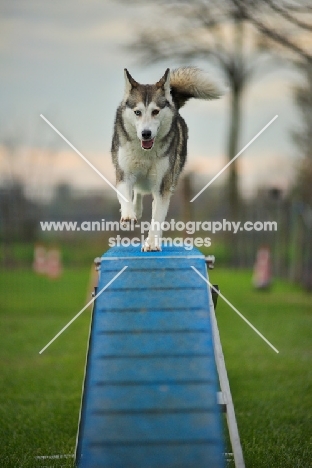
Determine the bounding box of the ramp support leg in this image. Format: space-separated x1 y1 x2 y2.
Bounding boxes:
209 287 246 468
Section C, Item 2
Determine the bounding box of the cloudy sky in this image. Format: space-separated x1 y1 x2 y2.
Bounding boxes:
0 0 303 199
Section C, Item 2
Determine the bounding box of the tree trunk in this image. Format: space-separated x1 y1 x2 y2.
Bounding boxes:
181 173 192 230
227 86 242 221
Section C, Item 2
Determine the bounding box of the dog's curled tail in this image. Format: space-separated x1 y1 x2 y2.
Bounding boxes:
170 67 225 109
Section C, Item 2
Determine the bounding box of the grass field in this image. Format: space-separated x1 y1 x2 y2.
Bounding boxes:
211 269 312 468
0 264 311 467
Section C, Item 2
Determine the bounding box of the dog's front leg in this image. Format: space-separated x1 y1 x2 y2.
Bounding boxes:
133 190 143 220
117 177 137 225
142 192 171 252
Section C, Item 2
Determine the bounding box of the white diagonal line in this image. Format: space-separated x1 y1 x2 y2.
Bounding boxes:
190 115 278 202
39 266 128 354
191 266 279 354
40 114 129 203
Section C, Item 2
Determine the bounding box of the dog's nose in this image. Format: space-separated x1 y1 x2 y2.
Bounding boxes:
141 129 152 140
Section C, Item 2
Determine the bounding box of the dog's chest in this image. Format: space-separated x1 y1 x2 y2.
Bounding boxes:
118 142 169 192
118 143 151 173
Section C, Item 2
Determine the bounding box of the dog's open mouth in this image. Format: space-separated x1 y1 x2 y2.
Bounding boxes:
141 139 154 150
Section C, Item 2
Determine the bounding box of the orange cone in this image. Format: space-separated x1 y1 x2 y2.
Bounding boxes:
33 244 47 275
46 248 63 279
253 246 272 289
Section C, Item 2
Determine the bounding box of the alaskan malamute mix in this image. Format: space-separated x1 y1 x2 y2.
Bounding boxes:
111 67 224 251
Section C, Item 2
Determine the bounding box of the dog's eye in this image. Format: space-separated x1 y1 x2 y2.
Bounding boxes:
134 110 142 116
152 109 159 116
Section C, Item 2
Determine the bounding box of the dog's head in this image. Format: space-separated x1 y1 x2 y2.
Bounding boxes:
123 69 173 150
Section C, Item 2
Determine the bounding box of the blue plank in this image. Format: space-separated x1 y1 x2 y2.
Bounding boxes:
91 332 214 357
87 382 217 411
83 443 223 468
94 288 209 311
75 246 224 468
83 413 222 442
94 310 211 332
87 356 216 384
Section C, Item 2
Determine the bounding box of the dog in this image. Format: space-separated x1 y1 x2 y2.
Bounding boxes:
111 66 224 251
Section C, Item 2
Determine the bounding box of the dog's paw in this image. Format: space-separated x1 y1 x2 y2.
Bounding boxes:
142 237 162 252
120 216 137 227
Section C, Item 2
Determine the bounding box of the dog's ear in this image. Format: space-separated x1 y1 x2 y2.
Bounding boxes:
156 68 171 97
124 69 138 96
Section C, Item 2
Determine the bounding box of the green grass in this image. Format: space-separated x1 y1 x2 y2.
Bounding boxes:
0 266 311 467
210 268 312 468
0 239 110 267
0 268 91 467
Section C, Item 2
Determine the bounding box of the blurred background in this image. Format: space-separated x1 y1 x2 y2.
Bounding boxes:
1 0 312 284
0 1 312 466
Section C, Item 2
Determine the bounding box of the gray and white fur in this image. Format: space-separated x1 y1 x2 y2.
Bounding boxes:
111 66 224 251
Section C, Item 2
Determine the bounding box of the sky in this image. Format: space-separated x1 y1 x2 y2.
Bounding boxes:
0 0 304 200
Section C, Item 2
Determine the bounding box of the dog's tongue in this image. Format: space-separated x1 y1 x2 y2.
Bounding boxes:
141 139 154 150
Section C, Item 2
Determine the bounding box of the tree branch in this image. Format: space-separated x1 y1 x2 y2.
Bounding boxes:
232 0 312 63
263 0 312 32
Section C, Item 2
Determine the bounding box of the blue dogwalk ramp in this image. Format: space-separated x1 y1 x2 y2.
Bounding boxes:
75 246 225 468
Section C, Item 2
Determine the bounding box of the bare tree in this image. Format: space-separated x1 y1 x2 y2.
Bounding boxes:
289 62 312 284
130 4 259 218
232 0 312 63
293 63 312 205
127 0 312 219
